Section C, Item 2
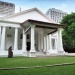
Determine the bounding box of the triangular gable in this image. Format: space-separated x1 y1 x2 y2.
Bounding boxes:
0 8 54 23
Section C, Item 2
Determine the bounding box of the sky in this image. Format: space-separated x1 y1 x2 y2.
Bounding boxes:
0 0 75 14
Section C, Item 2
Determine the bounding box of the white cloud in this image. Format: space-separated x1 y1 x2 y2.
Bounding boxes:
60 0 75 13
62 3 67 8
15 0 75 14
60 3 68 12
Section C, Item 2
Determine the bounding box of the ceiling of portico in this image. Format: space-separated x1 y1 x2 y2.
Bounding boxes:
21 19 64 35
35 27 56 35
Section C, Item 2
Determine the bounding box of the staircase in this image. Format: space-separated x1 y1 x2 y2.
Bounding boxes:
36 52 47 57
36 52 63 57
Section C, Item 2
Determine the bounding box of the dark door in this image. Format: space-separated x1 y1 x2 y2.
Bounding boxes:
27 42 30 51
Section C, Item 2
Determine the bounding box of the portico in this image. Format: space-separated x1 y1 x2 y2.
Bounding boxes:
20 19 65 57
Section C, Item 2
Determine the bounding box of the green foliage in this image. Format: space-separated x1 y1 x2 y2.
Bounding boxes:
61 13 75 51
61 13 75 25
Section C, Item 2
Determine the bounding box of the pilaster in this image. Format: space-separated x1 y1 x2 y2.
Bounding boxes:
0 26 1 49
1 27 6 50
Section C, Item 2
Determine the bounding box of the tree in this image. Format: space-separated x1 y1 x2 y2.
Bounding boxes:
61 13 75 52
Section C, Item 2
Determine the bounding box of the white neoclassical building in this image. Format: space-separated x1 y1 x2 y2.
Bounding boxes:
0 8 65 57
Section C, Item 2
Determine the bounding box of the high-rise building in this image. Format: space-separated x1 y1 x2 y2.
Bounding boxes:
0 1 15 17
46 8 67 23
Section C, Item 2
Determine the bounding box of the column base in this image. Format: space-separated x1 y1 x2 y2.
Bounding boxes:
57 50 65 55
0 50 8 57
28 50 36 57
46 50 59 55
45 50 50 55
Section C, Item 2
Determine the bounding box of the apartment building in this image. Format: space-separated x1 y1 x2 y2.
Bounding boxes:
46 8 67 23
0 1 15 17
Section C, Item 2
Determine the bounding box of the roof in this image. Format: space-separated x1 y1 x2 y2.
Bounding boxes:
0 18 64 29
0 19 64 34
21 19 64 29
0 7 54 23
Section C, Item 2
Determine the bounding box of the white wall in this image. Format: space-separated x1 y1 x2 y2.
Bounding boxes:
5 27 14 50
5 27 23 50
0 22 20 28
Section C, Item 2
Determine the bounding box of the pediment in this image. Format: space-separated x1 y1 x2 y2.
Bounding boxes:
2 8 54 23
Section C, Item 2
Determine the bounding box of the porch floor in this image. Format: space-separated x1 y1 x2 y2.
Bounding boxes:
36 52 60 57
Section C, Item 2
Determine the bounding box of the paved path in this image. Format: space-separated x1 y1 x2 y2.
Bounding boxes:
65 53 75 56
0 62 75 70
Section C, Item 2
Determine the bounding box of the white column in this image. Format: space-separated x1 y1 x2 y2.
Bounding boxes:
49 34 52 50
0 26 1 49
1 27 6 50
41 33 44 51
47 35 50 50
38 32 44 52
14 28 18 50
46 35 50 55
38 34 41 51
22 29 26 52
39 33 44 52
30 25 35 52
57 28 64 51
44 35 47 52
55 38 57 50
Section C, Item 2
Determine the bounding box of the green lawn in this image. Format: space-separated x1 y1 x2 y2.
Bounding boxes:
0 56 75 75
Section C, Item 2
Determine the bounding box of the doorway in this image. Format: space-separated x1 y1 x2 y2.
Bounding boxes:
27 42 31 51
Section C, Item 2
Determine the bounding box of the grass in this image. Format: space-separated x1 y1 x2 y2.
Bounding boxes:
0 56 75 75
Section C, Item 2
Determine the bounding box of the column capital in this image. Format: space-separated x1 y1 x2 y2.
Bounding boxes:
58 28 63 31
14 27 18 29
30 24 36 28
